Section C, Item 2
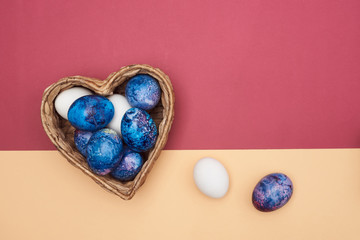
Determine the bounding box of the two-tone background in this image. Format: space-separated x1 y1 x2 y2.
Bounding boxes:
1 1 360 239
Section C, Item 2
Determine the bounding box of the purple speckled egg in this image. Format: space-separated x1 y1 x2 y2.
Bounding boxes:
121 108 157 152
74 129 93 156
252 173 293 212
68 95 114 132
86 128 123 175
125 74 161 111
111 148 143 181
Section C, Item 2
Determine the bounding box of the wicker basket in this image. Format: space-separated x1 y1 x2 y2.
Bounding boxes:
41 64 175 200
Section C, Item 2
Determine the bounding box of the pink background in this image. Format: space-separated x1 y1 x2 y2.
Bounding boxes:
1 0 360 150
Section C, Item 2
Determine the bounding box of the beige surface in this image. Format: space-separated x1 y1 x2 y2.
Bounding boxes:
0 150 360 240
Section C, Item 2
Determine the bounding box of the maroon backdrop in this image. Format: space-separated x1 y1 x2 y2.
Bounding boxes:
1 0 360 150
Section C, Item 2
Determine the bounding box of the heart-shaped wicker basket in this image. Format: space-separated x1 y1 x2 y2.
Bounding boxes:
41 64 175 200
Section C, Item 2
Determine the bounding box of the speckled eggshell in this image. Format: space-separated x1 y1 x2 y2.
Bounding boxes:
252 173 293 212
86 128 123 175
193 157 229 199
125 74 161 111
111 147 143 181
107 94 131 136
54 87 92 120
74 129 93 156
68 95 114 132
121 108 157 152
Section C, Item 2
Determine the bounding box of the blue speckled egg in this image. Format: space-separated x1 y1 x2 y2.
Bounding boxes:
111 147 143 181
86 128 123 175
125 74 161 111
121 108 158 152
74 129 93 156
252 173 293 212
68 95 114 131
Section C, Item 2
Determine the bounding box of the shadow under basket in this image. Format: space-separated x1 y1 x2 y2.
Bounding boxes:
41 64 175 200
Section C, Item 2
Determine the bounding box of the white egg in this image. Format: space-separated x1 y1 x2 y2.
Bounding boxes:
54 87 92 120
193 157 229 198
107 94 132 136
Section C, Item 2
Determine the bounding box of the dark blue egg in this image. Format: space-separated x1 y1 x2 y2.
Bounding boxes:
252 173 293 212
125 74 161 111
121 108 157 152
74 129 93 156
86 128 123 175
111 147 143 181
68 95 114 131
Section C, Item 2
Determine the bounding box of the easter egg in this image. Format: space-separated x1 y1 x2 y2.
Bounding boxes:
54 87 92 119
121 108 157 152
74 129 93 156
111 148 143 181
86 128 123 175
252 173 293 212
125 74 161 111
193 157 229 198
68 95 114 131
107 94 131 136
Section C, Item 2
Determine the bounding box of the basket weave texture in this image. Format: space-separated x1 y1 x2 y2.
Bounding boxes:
41 64 175 200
